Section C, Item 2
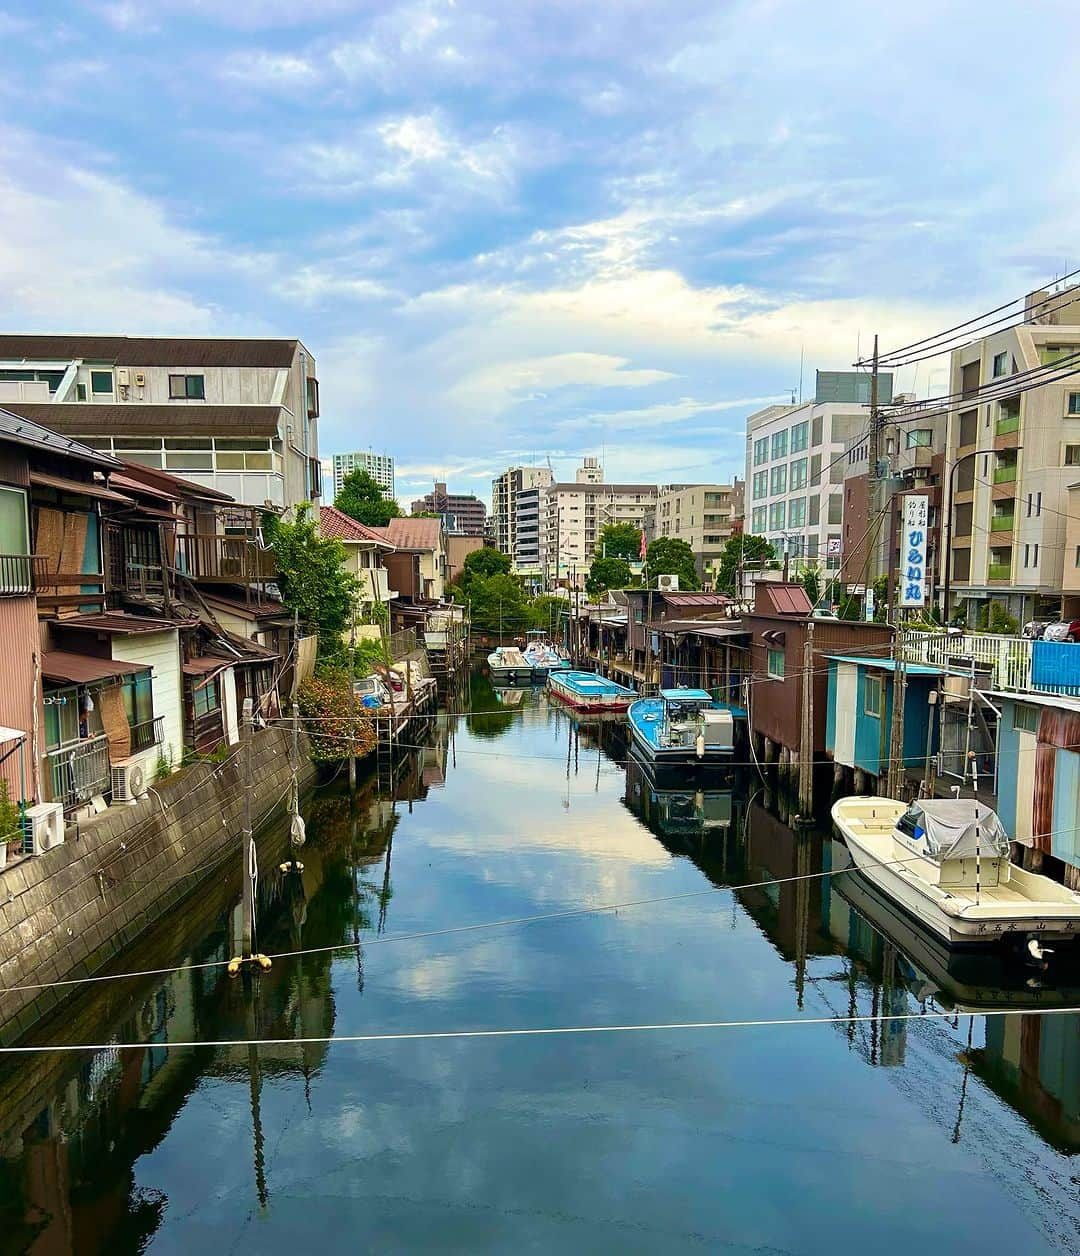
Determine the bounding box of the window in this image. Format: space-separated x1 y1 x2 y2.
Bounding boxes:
958 410 977 447
754 436 769 466
770 465 787 495
767 648 785 679
790 458 808 490
1065 446 1080 466
634 607 644 624
771 430 788 460
992 351 1009 378
192 676 221 719
0 485 29 555
810 454 822 487
1069 393 1080 415
790 421 809 453
788 497 806 527
169 373 206 400
752 471 767 499
751 506 766 533
1036 492 1042 516
808 496 820 526
812 415 823 447
864 674 883 718
1041 344 1080 366
122 671 154 728
1014 704 1038 734
905 429 932 448
769 502 786 530
90 370 113 395
827 493 843 525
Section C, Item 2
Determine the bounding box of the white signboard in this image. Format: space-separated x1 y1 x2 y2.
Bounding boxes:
865 585 875 622
900 494 929 608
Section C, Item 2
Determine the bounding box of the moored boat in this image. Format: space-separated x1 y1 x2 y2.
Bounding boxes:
627 688 735 765
522 637 571 677
547 669 636 712
487 646 533 684
832 796 1080 950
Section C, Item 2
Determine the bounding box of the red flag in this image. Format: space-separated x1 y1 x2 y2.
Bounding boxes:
639 529 647 560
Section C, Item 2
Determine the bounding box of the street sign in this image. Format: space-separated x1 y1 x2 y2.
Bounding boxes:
900 494 929 608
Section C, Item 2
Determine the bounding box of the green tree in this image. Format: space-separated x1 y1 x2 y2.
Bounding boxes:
714 534 776 596
646 536 700 590
263 505 358 654
334 468 402 527
596 521 643 561
800 566 821 606
585 555 631 599
457 572 530 636
459 547 512 588
529 594 569 636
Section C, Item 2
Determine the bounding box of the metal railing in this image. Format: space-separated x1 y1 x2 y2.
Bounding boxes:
45 734 110 809
129 715 165 755
0 553 46 597
174 533 276 582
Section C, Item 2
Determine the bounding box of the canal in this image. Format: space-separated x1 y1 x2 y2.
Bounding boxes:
0 677 1077 1253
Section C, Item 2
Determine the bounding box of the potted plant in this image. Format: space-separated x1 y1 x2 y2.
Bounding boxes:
0 780 21 870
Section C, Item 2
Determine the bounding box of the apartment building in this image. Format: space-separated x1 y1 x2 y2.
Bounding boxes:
410 481 486 536
744 371 891 576
650 481 744 587
542 459 657 587
327 450 395 498
513 485 545 572
0 335 321 510
941 286 1080 625
491 465 552 556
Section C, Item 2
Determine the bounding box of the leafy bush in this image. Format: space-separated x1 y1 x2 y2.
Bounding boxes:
986 601 1019 635
298 670 378 762
0 780 21 846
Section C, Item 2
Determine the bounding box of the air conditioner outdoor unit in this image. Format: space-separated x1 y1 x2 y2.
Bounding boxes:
22 802 64 856
656 573 680 592
112 754 151 803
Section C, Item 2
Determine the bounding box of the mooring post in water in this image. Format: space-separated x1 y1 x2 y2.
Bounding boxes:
241 697 254 959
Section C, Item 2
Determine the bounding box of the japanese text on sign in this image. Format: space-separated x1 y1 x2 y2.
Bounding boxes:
900 494 929 608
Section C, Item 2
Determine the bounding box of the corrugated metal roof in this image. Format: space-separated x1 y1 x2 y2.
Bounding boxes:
29 469 133 503
759 583 813 615
51 613 176 636
5 404 283 438
0 406 119 468
662 593 732 607
183 655 232 676
824 654 943 675
42 652 145 684
0 335 301 368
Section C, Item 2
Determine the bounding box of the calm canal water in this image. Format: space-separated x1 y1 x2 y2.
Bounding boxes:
0 675 1077 1253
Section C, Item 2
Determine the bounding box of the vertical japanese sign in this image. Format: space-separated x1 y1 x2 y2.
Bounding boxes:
900 494 929 607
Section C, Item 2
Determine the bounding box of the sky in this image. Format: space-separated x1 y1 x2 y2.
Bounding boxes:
0 1 1077 505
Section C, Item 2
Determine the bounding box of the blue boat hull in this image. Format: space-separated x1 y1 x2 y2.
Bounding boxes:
627 698 734 765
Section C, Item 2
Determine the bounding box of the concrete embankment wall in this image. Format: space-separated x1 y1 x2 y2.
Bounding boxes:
0 726 316 1045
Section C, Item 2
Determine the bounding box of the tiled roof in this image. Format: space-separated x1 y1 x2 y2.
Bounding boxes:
319 506 394 547
373 517 443 551
5 403 282 437
0 335 301 367
0 406 119 468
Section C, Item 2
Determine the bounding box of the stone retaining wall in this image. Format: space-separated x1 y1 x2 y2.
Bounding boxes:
0 726 315 1044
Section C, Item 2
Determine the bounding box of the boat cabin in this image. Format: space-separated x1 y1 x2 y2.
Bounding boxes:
895 799 1011 890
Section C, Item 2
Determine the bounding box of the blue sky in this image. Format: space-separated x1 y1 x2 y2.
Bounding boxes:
0 1 1076 504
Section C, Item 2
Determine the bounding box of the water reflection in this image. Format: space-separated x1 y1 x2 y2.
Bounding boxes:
0 688 1077 1252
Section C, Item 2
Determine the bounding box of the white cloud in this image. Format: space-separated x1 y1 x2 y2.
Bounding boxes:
219 49 320 91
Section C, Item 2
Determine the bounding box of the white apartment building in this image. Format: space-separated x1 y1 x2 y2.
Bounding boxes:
491 465 552 558
326 450 395 498
650 481 744 586
542 458 657 587
943 286 1080 624
744 375 887 574
0 335 320 509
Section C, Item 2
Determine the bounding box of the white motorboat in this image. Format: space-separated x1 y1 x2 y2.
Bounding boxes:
832 796 1080 949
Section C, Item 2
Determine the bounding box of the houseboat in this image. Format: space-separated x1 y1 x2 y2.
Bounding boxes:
548 670 636 713
627 688 735 766
832 796 1080 951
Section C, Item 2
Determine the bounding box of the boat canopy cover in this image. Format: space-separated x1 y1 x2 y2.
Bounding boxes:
902 799 1010 861
660 688 713 703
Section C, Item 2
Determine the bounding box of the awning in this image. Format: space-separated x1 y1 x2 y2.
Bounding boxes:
109 472 179 502
0 726 26 745
42 652 145 685
30 470 133 504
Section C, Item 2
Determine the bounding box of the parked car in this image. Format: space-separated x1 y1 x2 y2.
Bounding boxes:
1043 619 1080 643
1022 619 1055 640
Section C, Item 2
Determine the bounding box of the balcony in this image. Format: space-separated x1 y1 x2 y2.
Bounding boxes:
0 553 47 598
174 534 276 583
990 512 1015 533
995 413 1020 437
45 734 110 810
129 715 165 756
992 462 1018 485
988 561 1012 581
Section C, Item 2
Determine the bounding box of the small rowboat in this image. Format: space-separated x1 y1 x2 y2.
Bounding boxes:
547 670 636 712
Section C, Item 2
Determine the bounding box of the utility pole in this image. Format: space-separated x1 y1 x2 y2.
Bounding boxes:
886 623 907 799
241 697 254 960
866 334 887 604
645 578 655 692
798 620 814 815
348 611 357 792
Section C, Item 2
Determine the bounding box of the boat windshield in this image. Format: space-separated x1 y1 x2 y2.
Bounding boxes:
898 799 1010 861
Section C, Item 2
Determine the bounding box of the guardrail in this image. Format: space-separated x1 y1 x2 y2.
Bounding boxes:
0 553 47 597
45 734 111 809
129 715 165 755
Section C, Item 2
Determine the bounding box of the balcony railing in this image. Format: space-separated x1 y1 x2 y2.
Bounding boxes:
129 715 165 756
46 734 110 810
990 513 1015 532
988 561 1012 581
174 534 276 583
993 463 1018 484
902 630 1080 698
0 553 47 597
995 413 1020 436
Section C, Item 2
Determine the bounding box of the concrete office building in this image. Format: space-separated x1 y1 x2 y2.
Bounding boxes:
0 335 321 509
744 372 891 576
